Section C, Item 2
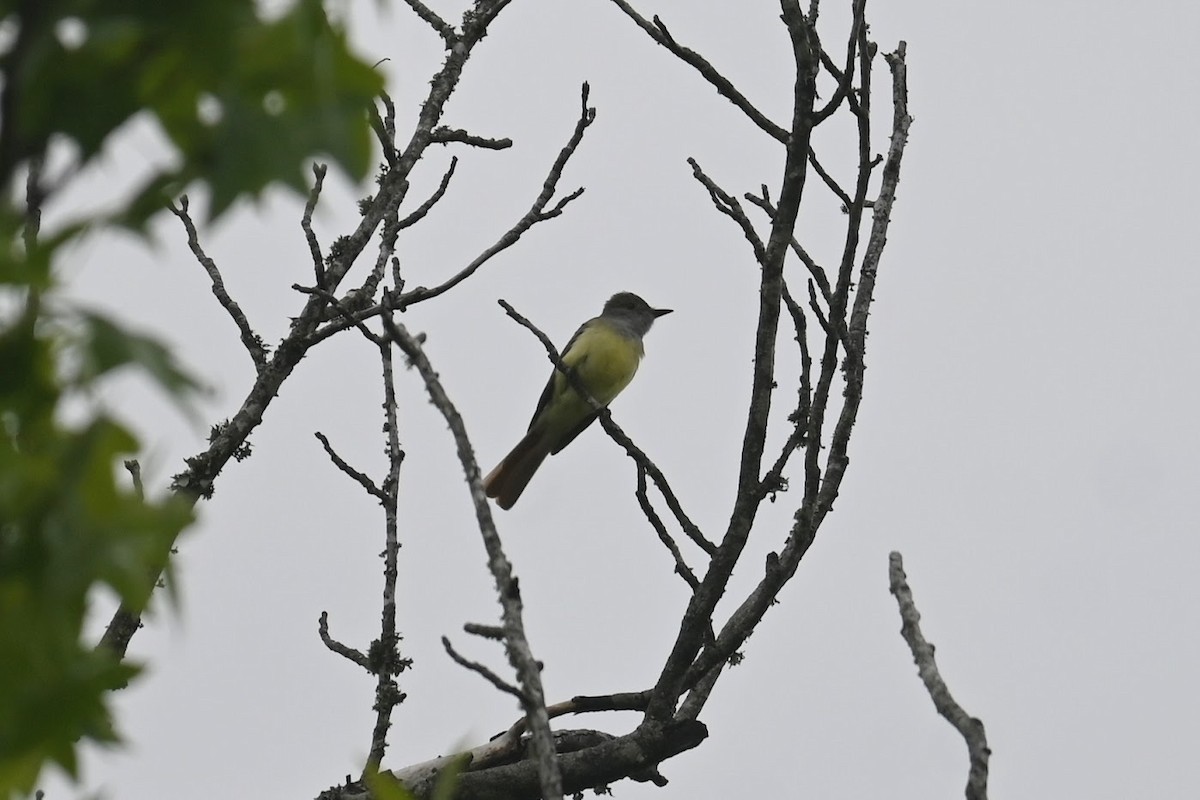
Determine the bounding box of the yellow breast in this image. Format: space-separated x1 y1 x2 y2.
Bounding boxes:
559 319 643 405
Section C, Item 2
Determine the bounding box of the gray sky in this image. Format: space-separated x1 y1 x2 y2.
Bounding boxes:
46 0 1200 798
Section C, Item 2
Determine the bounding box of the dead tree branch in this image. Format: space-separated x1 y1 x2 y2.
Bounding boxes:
889 552 990 800
382 305 563 800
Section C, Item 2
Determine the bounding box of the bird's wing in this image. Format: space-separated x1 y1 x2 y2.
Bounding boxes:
527 319 592 430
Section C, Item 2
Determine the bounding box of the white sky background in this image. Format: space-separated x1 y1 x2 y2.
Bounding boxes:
41 0 1200 797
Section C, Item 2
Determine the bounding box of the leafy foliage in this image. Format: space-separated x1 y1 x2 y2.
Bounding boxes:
0 0 385 794
0 300 194 793
2 0 384 223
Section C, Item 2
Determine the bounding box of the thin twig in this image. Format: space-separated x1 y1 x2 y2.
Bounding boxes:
674 33 913 719
443 637 526 700
370 97 399 168
688 157 766 266
315 433 387 502
303 163 328 287
636 468 700 590
364 337 409 773
807 149 853 210
743 189 833 303
169 196 268 371
401 0 456 42
393 83 596 311
381 305 563 800
23 154 42 250
123 460 145 500
100 0 519 663
319 611 371 669
889 552 989 800
813 0 866 123
431 127 513 150
464 623 506 640
643 3 823 723
398 157 458 230
607 0 788 143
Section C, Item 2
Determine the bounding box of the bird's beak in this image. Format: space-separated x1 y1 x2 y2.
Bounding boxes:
653 307 673 318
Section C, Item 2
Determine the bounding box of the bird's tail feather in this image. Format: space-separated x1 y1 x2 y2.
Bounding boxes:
483 428 552 510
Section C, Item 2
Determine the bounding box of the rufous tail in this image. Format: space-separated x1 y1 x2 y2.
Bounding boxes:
483 428 552 510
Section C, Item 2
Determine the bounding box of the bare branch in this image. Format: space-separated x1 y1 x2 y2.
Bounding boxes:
302 164 329 288
688 157 766 265
381 303 563 800
607 1 788 143
23 153 42 250
122 459 145 499
169 196 268 371
319 611 370 669
675 35 914 720
362 339 410 774
443 636 527 701
813 0 866 123
370 93 400 167
398 157 458 231
401 0 456 43
101 0 522 661
464 623 506 640
816 39 911 519
807 149 853 210
819 47 866 118
643 5 823 723
394 84 596 310
743 188 833 303
314 434 385 502
430 127 513 150
636 468 700 590
889 552 990 800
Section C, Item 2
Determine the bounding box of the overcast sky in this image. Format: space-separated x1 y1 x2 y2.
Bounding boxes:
44 1 1200 798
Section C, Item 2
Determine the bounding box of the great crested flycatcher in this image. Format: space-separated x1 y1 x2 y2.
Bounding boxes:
484 292 671 509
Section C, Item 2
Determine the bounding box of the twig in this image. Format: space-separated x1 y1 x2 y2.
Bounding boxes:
443 636 526 700
398 157 458 231
820 47 866 118
636 468 699 590
319 611 370 669
688 157 766 266
464 623 506 640
294 285 384 343
807 149 853 210
643 3 823 723
393 83 596 310
674 36 913 717
363 335 409 774
888 553 989 800
607 0 788 143
381 304 563 800
303 164 328 287
401 0 456 43
169 196 268 371
370 95 399 167
23 154 42 250
315 432 387 503
816 39 911 519
430 127 513 150
743 189 833 303
813 0 866 123
123 459 145 500
100 0 520 663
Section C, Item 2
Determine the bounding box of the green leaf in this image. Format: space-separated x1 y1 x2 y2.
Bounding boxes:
71 310 201 399
11 0 383 226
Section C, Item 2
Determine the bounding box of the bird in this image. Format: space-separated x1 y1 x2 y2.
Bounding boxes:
483 292 672 509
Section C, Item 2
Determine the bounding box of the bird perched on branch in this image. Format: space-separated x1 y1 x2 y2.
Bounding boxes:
484 292 672 509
